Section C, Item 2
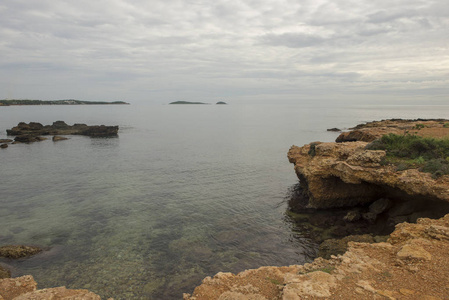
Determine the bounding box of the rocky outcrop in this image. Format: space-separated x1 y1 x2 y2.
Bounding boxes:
336 119 449 142
287 140 449 209
6 121 118 141
184 214 449 299
0 275 103 300
0 245 42 259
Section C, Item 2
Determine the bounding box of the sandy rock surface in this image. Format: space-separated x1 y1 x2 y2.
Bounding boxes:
184 214 449 299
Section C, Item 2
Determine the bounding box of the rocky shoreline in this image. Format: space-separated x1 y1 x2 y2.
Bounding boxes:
184 119 449 299
3 119 449 299
0 121 119 148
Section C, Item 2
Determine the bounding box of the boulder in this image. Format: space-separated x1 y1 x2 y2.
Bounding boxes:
52 136 68 142
0 245 42 259
369 198 391 215
0 139 13 143
14 135 40 143
0 143 8 149
327 128 341 132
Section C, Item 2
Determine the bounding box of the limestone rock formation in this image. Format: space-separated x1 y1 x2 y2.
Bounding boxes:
52 135 69 141
287 140 449 209
0 275 103 300
184 214 449 299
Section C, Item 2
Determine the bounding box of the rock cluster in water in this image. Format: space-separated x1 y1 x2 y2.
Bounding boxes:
3 121 119 144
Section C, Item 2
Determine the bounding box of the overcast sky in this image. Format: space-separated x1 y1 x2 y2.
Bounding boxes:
1 0 448 104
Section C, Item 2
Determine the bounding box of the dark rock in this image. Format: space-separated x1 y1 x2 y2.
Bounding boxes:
216 101 227 105
343 210 361 222
51 121 69 129
327 128 341 132
369 198 391 215
0 143 8 149
14 135 40 143
0 139 13 143
52 136 69 142
80 125 119 137
7 122 119 138
0 264 11 279
0 245 42 259
318 234 376 259
362 212 377 223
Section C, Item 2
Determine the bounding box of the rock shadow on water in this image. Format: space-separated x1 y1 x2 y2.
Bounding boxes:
284 183 449 259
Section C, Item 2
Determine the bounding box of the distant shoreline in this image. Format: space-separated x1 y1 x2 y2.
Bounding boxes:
0 100 130 106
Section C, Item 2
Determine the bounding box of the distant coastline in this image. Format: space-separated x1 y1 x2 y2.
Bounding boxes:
0 99 130 106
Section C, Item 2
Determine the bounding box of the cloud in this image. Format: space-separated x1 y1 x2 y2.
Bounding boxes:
0 0 447 103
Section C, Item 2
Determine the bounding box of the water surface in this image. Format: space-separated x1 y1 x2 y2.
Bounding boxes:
1 103 448 299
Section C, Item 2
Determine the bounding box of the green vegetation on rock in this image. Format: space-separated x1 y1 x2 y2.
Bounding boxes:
366 133 449 178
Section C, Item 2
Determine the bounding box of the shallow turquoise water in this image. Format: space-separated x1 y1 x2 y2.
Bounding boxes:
1 103 448 299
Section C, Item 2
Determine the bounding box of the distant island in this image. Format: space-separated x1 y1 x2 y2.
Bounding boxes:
169 101 208 105
0 99 129 106
169 101 228 105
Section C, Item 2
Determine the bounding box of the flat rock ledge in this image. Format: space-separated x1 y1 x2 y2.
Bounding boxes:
6 121 118 143
184 213 449 299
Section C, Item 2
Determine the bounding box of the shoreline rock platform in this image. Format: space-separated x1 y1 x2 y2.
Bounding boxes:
184 213 449 299
184 119 449 299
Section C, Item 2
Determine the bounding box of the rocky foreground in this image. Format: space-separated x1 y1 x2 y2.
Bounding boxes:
184 214 449 299
185 119 449 299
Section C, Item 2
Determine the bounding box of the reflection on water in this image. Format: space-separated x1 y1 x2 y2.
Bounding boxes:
2 104 449 299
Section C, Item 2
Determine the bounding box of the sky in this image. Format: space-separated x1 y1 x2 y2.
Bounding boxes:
0 0 448 104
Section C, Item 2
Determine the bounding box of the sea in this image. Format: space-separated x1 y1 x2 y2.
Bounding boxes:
1 102 448 299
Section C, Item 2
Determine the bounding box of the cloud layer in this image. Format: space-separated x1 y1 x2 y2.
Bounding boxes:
1 0 448 103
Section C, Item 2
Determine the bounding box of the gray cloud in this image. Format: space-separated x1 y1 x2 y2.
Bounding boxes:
0 0 447 103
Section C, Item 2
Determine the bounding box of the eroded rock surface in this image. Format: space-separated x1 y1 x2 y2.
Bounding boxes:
184 214 449 299
0 275 103 300
287 140 449 209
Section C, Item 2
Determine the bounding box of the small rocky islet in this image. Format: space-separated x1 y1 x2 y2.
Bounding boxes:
0 121 119 148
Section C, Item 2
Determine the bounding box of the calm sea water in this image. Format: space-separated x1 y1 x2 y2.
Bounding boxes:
1 103 448 299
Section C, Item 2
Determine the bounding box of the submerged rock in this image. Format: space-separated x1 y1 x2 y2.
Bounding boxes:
0 245 42 259
317 234 376 259
0 265 11 279
327 128 341 132
0 143 8 149
52 135 69 142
